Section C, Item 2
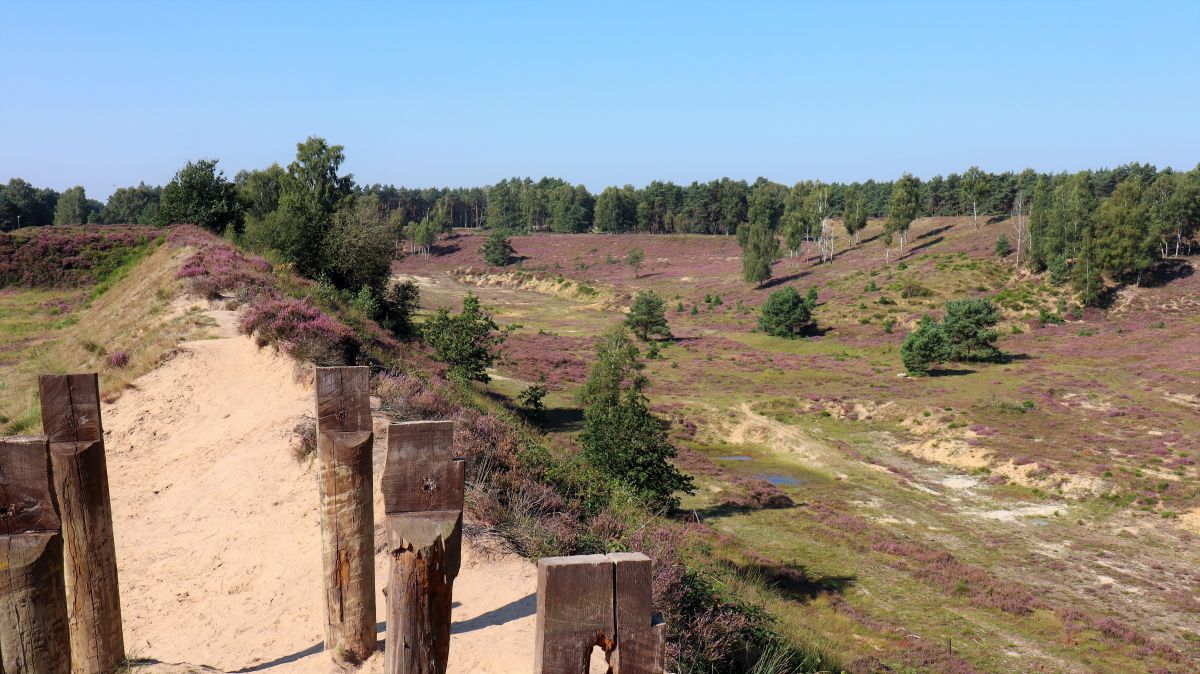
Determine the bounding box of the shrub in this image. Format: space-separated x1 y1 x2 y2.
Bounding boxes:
995 233 1012 257
239 297 359 365
518 382 548 415
625 290 672 340
377 280 420 339
757 287 814 338
901 317 948 375
942 298 1002 362
482 229 516 266
107 350 130 368
322 195 395 292
898 276 933 299
422 293 509 383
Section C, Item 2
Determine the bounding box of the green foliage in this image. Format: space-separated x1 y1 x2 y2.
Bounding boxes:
625 247 645 277
741 221 780 286
625 290 672 340
53 185 98 225
885 173 922 255
578 325 644 408
102 182 160 224
482 229 516 266
578 327 693 511
156 159 242 233
901 317 949 375
757 287 815 338
517 382 548 415
349 285 379 317
422 293 508 383
995 233 1012 257
377 280 421 339
942 298 1002 362
323 194 394 292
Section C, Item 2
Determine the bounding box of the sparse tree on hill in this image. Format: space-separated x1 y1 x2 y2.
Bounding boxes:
482 229 516 266
757 286 815 338
625 290 671 340
422 293 509 384
942 298 1002 362
741 221 780 286
1096 178 1153 286
842 189 868 246
960 166 986 229
626 247 645 278
901 317 949 376
1010 192 1029 268
577 324 693 510
995 233 1012 257
886 173 922 258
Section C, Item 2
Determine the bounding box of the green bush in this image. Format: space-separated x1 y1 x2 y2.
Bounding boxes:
422 293 509 383
943 298 1002 362
757 287 815 338
625 290 672 340
482 229 516 266
901 317 948 375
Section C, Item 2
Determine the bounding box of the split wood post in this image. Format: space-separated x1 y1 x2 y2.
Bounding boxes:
315 366 376 663
609 553 666 674
38 373 125 674
381 420 465 674
0 435 71 674
534 553 666 674
534 554 616 674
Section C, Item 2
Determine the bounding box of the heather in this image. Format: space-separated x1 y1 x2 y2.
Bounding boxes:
0 225 159 288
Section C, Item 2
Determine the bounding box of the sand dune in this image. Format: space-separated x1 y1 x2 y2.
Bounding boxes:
100 318 538 673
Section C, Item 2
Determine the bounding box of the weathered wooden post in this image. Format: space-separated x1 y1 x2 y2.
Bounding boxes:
38 373 124 674
609 553 666 674
534 553 666 674
315 366 376 663
381 420 465 674
534 554 616 674
0 435 72 674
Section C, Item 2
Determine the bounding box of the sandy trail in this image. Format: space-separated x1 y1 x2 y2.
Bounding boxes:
102 316 537 673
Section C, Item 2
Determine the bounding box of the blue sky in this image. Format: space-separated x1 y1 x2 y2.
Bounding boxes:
2 0 1197 199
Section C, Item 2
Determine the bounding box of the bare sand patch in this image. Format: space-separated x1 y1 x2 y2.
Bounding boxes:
104 320 536 673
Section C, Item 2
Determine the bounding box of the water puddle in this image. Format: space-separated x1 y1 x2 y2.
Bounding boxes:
758 473 801 486
717 455 754 461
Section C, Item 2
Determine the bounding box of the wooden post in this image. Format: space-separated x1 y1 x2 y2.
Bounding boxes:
534 553 666 674
315 366 376 663
38 373 125 674
534 555 615 674
381 421 465 674
0 435 71 674
610 553 666 674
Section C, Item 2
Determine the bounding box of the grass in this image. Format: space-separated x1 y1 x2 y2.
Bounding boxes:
390 215 1200 671
0 244 220 433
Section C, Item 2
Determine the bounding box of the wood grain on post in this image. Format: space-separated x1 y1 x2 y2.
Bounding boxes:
382 421 465 674
38 373 125 674
534 554 615 674
315 366 376 663
609 553 666 674
0 436 71 674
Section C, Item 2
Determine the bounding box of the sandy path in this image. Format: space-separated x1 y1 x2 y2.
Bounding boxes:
101 323 537 673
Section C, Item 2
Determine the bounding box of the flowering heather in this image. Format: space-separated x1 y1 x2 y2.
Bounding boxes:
107 350 130 368
239 297 358 365
0 226 158 287
170 226 275 301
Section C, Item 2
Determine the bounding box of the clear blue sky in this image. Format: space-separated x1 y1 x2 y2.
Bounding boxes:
2 0 1197 199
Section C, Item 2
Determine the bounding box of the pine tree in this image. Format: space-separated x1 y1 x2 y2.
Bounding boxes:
625 290 672 340
482 229 516 266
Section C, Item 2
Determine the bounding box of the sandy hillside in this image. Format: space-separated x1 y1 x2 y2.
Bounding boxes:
101 307 538 673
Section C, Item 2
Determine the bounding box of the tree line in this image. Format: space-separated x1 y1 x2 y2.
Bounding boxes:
4 142 1197 307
